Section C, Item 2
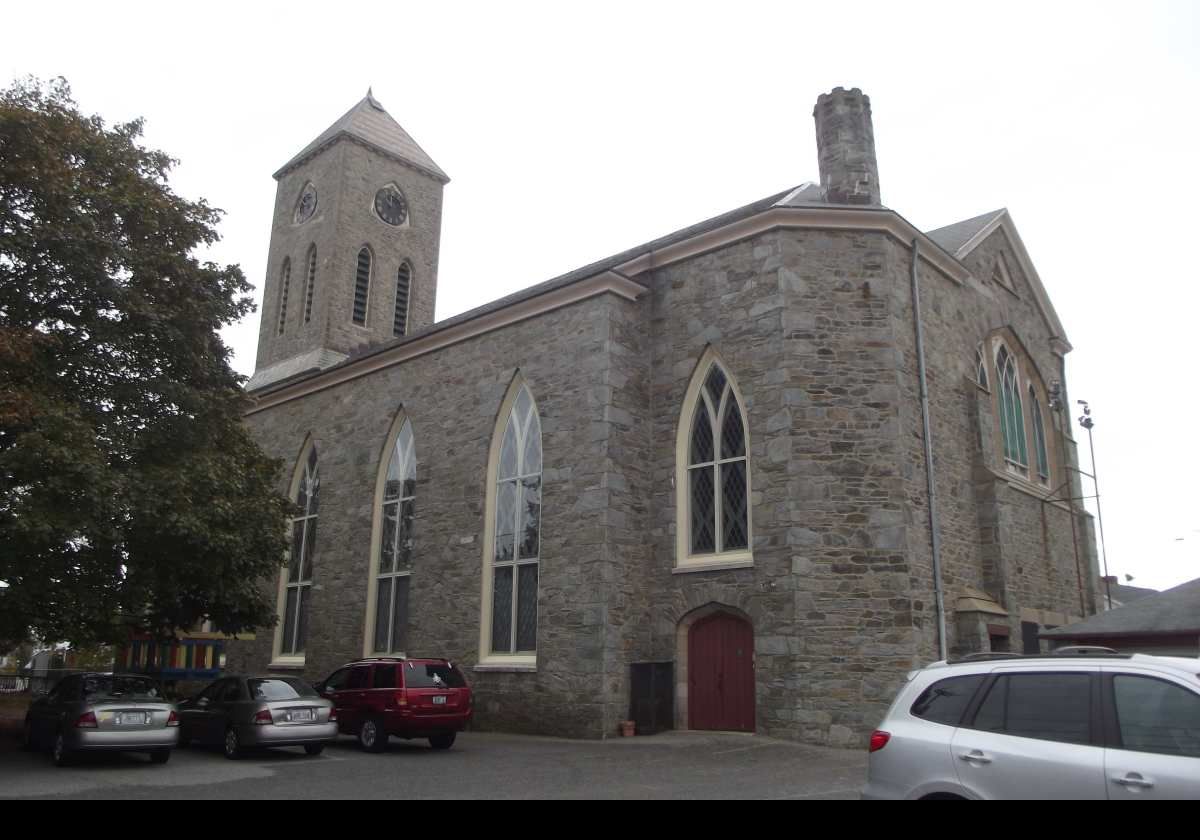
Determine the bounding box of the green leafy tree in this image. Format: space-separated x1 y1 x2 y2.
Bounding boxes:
0 78 291 647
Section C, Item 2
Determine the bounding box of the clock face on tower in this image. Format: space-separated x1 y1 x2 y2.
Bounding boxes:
294 183 317 224
374 185 408 226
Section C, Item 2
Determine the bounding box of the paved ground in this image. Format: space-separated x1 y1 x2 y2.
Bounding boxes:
0 729 868 799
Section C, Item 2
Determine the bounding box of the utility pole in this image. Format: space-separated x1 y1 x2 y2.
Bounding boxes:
1077 401 1112 611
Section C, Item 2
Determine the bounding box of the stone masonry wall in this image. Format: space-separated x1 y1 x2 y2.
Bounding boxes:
883 230 1099 664
635 228 919 746
229 293 635 738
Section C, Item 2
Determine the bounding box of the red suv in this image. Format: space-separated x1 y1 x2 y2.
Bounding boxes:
315 658 472 752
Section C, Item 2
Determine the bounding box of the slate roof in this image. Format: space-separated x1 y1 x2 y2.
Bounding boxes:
925 209 1006 256
274 90 448 183
1043 578 1200 639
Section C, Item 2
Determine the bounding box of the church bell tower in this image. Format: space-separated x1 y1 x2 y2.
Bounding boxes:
249 90 448 391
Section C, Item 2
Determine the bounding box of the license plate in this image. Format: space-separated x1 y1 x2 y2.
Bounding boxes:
432 696 447 705
288 709 313 722
115 712 148 726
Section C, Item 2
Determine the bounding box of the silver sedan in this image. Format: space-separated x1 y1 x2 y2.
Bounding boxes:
22 673 179 766
177 675 336 759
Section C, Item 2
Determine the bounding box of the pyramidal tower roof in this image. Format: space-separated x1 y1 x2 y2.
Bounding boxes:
274 89 449 183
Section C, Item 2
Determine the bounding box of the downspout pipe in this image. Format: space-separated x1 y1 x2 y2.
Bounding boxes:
910 239 949 661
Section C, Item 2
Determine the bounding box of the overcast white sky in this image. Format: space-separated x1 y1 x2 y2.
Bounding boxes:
6 1 1198 592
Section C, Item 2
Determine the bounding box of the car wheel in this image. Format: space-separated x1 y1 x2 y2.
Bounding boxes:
429 732 456 750
358 718 387 753
150 749 171 765
52 732 73 767
223 727 242 760
304 743 325 757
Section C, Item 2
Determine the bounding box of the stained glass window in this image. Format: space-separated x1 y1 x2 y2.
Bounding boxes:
283 446 319 655
997 347 1028 471
1030 387 1050 482
687 362 750 556
491 386 541 654
374 420 415 653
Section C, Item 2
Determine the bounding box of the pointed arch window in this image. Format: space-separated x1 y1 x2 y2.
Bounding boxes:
1029 385 1050 482
280 446 319 658
276 258 291 335
483 384 542 660
352 247 372 325
372 419 415 654
677 357 751 568
303 245 317 324
996 346 1029 472
975 344 989 389
394 262 412 338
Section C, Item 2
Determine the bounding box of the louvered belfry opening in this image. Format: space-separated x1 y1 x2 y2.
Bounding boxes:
304 246 317 324
277 258 291 335
353 248 372 325
394 263 411 337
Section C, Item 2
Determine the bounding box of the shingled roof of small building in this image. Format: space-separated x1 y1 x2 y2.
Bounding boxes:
1042 577 1200 639
274 90 449 183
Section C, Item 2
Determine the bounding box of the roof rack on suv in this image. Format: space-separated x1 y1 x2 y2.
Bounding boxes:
347 657 407 663
1050 646 1119 655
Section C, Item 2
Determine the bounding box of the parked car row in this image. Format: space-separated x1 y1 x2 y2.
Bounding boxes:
22 657 472 766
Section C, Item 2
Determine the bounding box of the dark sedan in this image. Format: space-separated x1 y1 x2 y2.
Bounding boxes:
177 675 336 759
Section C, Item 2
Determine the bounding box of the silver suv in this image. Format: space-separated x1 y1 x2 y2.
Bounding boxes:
862 651 1200 799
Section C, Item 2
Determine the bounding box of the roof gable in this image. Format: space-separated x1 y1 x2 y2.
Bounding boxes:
274 91 449 183
926 209 1071 353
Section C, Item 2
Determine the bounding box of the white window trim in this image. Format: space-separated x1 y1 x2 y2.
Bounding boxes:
362 412 415 658
271 437 317 668
478 377 541 670
674 348 753 570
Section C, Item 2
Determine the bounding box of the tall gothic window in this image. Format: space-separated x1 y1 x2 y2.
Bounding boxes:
373 419 415 653
996 346 1028 471
353 247 372 325
281 446 319 657
1030 385 1050 482
304 245 317 324
394 262 412 338
489 385 541 655
975 344 989 389
678 357 750 566
277 258 291 335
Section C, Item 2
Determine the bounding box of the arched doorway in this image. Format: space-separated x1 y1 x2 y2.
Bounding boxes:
686 610 755 732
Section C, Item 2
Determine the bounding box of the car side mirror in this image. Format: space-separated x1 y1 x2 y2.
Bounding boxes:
313 683 325 693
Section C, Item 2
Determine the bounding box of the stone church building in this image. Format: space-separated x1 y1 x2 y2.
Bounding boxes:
226 87 1102 745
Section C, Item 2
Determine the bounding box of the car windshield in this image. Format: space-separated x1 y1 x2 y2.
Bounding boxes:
248 678 318 701
82 675 161 699
404 663 467 689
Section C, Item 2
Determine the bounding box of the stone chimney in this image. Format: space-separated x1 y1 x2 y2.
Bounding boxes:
813 87 881 206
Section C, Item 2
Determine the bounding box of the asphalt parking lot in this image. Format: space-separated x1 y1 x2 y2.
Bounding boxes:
0 729 868 800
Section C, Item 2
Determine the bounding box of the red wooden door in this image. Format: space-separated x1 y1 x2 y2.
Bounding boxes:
688 612 754 732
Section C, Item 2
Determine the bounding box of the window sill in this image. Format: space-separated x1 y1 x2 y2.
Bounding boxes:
673 554 754 574
474 657 537 674
268 657 306 671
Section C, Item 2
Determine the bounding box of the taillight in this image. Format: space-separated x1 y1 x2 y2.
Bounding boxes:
394 691 408 708
75 711 98 729
167 711 180 727
254 709 273 726
329 708 338 722
869 730 891 753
